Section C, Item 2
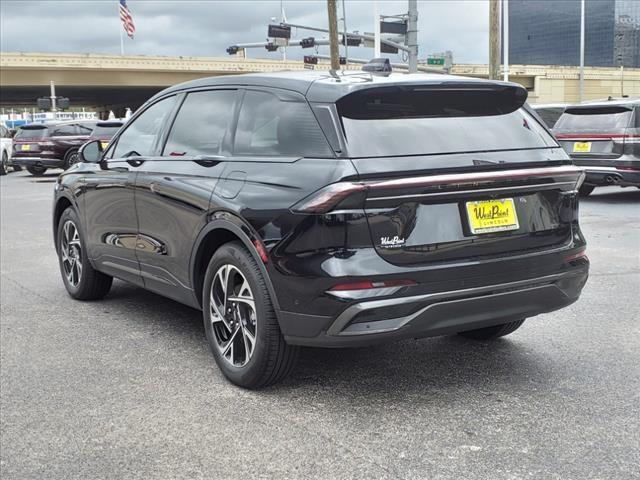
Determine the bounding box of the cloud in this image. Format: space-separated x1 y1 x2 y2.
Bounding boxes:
0 0 489 64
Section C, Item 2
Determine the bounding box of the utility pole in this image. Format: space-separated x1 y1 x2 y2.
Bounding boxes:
489 0 500 80
502 0 509 81
579 0 585 102
407 0 418 73
327 0 340 70
50 80 57 113
341 0 348 66
373 0 381 57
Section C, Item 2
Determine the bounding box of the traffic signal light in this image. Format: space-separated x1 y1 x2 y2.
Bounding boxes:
304 56 318 65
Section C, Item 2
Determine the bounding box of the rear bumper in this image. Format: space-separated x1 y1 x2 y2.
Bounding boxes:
578 166 640 187
280 267 588 347
11 156 64 168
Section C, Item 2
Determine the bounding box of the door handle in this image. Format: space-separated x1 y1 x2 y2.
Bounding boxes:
126 158 145 167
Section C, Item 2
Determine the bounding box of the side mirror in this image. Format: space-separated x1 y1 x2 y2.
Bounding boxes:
78 140 103 163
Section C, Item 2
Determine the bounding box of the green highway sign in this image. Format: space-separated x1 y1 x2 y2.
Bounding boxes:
427 57 445 66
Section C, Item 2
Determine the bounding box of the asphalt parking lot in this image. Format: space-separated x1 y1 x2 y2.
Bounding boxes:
1 170 639 480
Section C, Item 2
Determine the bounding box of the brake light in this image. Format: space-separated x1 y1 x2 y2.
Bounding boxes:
564 248 587 263
329 279 416 291
291 182 367 213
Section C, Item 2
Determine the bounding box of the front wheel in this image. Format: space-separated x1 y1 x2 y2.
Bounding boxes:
57 207 113 300
26 165 47 176
457 319 525 340
0 152 7 175
203 242 298 389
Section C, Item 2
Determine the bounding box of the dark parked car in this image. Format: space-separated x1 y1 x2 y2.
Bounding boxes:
88 120 124 150
11 120 96 175
53 71 589 388
553 98 640 195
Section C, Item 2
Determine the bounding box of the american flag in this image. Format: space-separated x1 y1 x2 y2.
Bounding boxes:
119 0 136 39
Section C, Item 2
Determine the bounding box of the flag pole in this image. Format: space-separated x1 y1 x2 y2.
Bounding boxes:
119 1 124 55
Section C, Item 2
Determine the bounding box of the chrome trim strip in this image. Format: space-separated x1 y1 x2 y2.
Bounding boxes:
327 272 572 336
581 166 622 173
339 284 565 336
366 181 576 202
325 286 404 300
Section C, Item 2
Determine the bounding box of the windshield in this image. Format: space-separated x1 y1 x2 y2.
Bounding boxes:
554 106 633 132
14 126 48 140
337 88 555 157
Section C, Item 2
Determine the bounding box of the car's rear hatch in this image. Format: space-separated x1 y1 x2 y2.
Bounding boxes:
332 83 581 266
553 104 635 161
13 125 49 153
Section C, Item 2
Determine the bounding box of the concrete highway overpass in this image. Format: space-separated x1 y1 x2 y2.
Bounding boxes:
1 52 639 116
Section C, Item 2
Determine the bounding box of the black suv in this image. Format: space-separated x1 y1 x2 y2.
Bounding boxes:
53 71 589 388
553 98 640 195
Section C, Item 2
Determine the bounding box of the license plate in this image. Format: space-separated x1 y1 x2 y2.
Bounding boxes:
100 141 109 150
466 198 519 234
20 144 30 151
573 142 592 153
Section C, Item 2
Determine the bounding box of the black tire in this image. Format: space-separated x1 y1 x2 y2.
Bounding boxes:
56 207 113 300
26 165 47 176
0 151 7 175
579 184 595 196
12 164 22 172
458 319 525 340
202 241 298 389
63 149 80 170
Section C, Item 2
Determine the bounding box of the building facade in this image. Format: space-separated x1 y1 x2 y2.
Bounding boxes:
508 0 640 68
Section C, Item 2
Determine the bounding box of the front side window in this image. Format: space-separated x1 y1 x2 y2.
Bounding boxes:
234 90 332 158
164 90 237 157
113 96 176 158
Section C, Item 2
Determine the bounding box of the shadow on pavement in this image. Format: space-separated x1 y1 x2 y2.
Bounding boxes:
100 280 553 397
581 187 640 203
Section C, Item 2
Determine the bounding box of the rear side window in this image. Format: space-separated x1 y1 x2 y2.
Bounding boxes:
76 123 95 136
50 124 77 136
555 106 633 131
15 126 48 139
113 96 176 158
337 87 555 157
234 90 333 158
164 90 237 157
534 108 565 129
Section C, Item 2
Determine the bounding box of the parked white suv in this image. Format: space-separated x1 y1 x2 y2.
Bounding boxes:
0 125 21 175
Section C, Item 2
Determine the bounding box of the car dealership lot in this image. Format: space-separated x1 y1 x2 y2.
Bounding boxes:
1 172 638 479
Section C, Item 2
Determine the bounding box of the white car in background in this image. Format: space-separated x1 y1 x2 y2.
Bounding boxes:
0 124 21 175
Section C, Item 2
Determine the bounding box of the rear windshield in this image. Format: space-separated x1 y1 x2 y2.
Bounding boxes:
92 124 122 137
337 87 555 157
554 106 633 131
14 126 48 140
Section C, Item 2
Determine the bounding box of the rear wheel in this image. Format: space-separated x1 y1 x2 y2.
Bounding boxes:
57 207 113 300
203 241 298 389
63 149 80 169
0 151 7 175
26 165 46 176
457 319 525 340
579 184 595 196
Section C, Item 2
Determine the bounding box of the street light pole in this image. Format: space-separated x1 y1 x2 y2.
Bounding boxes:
489 0 500 80
503 0 509 82
579 0 585 102
327 0 340 70
407 0 418 73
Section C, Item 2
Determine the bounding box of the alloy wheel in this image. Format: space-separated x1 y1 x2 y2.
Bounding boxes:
209 264 257 367
60 220 83 287
67 151 79 167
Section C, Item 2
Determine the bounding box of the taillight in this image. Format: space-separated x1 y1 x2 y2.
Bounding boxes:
564 248 588 264
291 182 367 213
292 166 584 214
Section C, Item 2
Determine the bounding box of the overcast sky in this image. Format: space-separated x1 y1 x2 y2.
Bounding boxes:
0 1 490 64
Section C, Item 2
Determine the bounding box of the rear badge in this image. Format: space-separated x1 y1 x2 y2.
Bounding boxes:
380 236 405 249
